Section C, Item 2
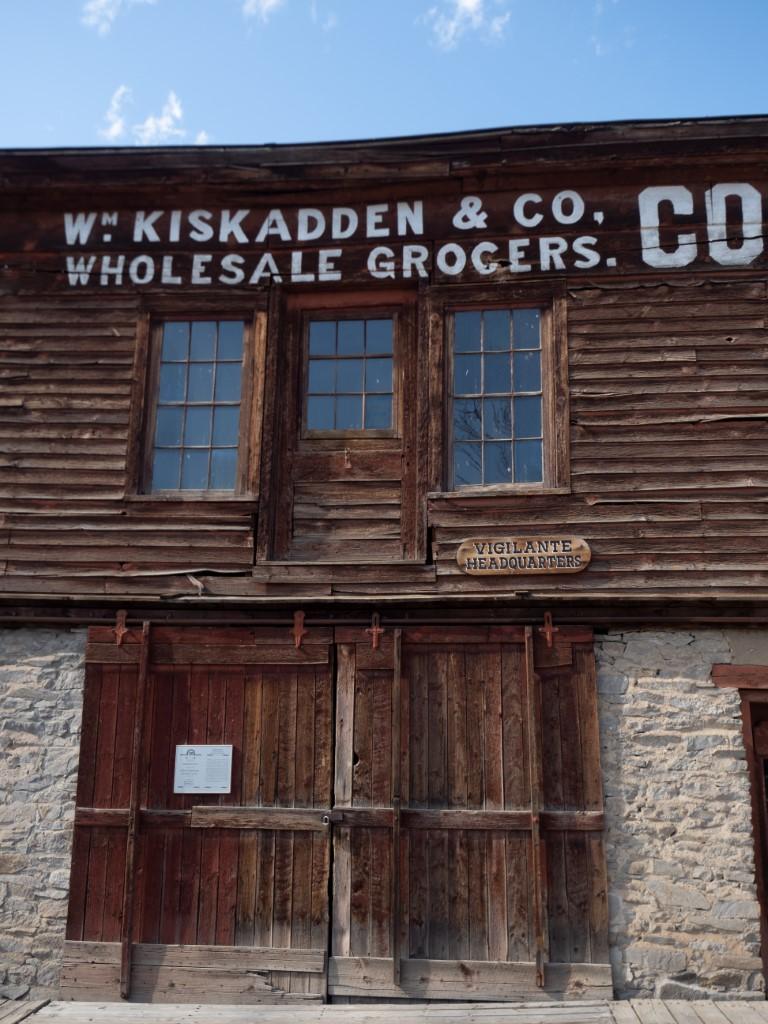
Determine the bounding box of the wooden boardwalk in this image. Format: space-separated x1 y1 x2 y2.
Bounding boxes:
5 999 768 1024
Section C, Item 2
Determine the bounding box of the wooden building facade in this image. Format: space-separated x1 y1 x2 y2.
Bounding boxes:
2 117 768 1004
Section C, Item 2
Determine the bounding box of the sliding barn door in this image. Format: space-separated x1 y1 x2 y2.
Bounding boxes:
328 625 611 1002
64 625 333 1003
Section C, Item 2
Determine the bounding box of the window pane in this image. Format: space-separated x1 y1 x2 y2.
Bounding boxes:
454 443 482 486
214 362 242 402
484 353 510 393
454 312 481 351
513 351 541 392
514 440 543 482
161 322 189 361
337 359 364 393
365 358 392 393
309 321 336 355
152 449 181 489
190 321 216 360
155 406 184 446
188 363 214 402
513 309 541 349
338 320 365 355
210 449 237 490
308 359 335 394
159 363 186 402
485 442 513 484
183 406 212 446
366 319 393 355
181 449 209 489
453 398 481 441
365 395 392 429
484 310 510 351
307 396 334 430
336 396 362 430
514 396 542 438
483 398 511 439
218 321 244 360
454 354 481 395
213 406 240 445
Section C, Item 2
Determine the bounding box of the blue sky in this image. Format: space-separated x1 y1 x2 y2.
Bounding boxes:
2 0 767 149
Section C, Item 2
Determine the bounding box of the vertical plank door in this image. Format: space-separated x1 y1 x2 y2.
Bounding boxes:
328 624 612 1003
63 625 333 1004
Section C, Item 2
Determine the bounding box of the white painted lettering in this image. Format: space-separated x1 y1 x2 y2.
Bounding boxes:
366 204 389 238
318 248 342 282
290 250 314 282
552 190 585 225
332 208 358 240
572 235 601 269
255 209 291 243
128 255 154 285
368 246 396 279
539 236 568 271
161 255 182 285
705 183 764 266
66 255 96 285
190 254 212 285
507 238 532 273
638 186 697 268
133 210 163 243
169 210 182 243
471 241 499 275
219 253 245 285
218 210 250 244
188 210 214 243
436 242 466 275
99 255 125 286
64 212 98 246
397 201 424 236
297 209 326 242
248 252 282 284
402 244 429 278
513 194 543 228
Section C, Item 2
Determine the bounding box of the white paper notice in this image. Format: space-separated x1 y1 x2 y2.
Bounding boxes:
174 744 233 794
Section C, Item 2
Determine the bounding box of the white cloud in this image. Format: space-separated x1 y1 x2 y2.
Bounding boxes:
132 91 186 145
243 0 285 19
82 0 157 35
195 130 211 145
99 84 131 141
426 0 510 50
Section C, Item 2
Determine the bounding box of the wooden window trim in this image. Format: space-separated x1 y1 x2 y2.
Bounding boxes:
426 282 570 497
126 307 266 500
713 664 768 688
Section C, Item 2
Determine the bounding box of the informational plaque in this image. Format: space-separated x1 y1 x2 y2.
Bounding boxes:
174 744 233 794
457 536 591 576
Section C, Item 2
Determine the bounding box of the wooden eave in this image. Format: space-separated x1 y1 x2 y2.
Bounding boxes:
2 114 768 191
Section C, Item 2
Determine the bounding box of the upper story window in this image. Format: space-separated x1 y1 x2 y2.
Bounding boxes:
450 308 543 488
147 319 245 492
305 316 394 432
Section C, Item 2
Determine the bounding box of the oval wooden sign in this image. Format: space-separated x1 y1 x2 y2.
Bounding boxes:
456 536 591 576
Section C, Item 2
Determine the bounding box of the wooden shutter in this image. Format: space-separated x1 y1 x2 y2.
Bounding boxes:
64 625 333 1004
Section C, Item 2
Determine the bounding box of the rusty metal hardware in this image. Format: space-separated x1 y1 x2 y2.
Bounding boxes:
366 611 385 650
292 610 307 649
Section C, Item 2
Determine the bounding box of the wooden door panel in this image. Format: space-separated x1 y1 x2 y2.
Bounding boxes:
65 626 332 1003
329 625 611 1002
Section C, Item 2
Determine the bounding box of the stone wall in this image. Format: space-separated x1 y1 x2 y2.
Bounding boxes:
597 629 764 999
0 629 85 999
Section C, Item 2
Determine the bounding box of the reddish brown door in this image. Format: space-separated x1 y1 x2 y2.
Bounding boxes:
64 625 333 1003
65 621 610 1004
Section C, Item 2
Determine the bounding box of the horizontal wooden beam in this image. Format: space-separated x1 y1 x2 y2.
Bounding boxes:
713 663 768 688
190 806 331 831
74 805 604 831
63 940 324 973
327 956 613 1001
